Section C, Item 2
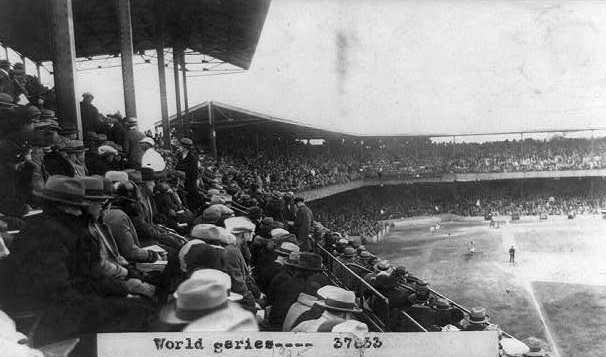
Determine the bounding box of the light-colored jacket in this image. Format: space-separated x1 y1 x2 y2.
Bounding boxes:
282 293 318 331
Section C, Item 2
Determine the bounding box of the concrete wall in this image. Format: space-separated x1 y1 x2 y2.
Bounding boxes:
300 169 606 202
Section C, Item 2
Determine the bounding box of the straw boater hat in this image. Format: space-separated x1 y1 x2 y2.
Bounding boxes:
284 252 325 272
315 287 362 313
358 251 372 261
331 320 368 335
466 307 490 324
160 273 230 325
34 175 90 207
316 285 341 300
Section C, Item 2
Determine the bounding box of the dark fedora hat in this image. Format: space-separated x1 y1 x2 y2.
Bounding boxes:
77 176 112 200
34 175 90 207
284 252 325 271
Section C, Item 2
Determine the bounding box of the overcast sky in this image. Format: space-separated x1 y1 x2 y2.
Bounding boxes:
28 0 606 136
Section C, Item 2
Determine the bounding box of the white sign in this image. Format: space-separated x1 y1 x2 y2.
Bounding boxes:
98 331 498 357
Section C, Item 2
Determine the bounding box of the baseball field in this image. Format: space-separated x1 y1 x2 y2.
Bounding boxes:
369 215 606 357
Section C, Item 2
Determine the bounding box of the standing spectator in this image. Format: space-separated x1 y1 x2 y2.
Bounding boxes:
175 138 200 211
293 197 313 251
108 113 126 148
79 92 106 137
122 117 145 169
140 137 165 172
509 245 516 263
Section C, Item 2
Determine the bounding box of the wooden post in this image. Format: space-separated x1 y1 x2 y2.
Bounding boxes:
181 50 190 138
49 0 82 138
117 0 137 118
173 47 183 138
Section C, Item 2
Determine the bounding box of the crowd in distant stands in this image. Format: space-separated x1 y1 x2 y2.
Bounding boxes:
0 70 576 357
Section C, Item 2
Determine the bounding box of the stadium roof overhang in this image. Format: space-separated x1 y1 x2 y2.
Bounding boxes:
0 0 271 70
157 101 361 141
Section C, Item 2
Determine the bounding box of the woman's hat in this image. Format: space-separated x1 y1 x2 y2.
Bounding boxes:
274 241 300 257
315 287 362 313
160 275 229 325
77 176 112 200
466 307 490 324
284 252 325 271
34 175 90 207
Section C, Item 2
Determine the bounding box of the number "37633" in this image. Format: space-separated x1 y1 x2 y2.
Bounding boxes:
333 336 383 349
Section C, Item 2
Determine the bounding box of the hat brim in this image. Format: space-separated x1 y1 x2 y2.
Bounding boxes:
314 300 362 313
466 315 490 324
283 261 325 272
33 191 90 207
159 300 191 325
274 248 293 256
227 292 243 302
84 194 113 200
523 351 545 357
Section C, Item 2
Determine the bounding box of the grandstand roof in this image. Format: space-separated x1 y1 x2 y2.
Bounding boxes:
157 101 360 140
0 0 271 69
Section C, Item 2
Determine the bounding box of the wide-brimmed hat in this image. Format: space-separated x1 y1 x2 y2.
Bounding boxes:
315 287 361 313
179 138 193 148
204 204 234 219
190 224 234 245
224 216 255 235
342 247 355 258
274 241 300 257
190 269 242 302
466 307 489 324
33 175 90 207
159 276 229 324
98 145 118 156
77 176 112 200
316 285 341 300
0 93 14 104
284 252 325 271
523 337 546 357
183 301 258 332
105 170 129 184
124 169 143 184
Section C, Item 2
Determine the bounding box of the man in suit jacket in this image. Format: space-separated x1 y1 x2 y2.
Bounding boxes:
175 138 200 212
293 197 313 251
122 117 145 169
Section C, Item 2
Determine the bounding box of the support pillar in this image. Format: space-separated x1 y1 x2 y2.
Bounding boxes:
49 0 82 139
155 0 170 149
36 63 41 79
20 54 25 73
117 0 137 118
520 133 524 161
3 45 7 59
452 136 456 157
173 47 183 138
208 101 217 158
181 50 190 137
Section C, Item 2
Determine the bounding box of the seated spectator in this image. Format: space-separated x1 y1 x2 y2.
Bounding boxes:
291 287 364 332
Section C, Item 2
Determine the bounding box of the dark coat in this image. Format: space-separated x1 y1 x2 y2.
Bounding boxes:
85 152 111 176
175 151 198 193
104 208 157 263
43 151 75 177
0 210 151 346
266 267 307 331
294 204 313 248
265 198 285 223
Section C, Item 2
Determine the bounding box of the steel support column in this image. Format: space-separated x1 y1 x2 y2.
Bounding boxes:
49 0 82 139
117 0 137 118
181 50 190 138
155 0 170 149
208 101 217 158
173 47 183 138
36 63 41 79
